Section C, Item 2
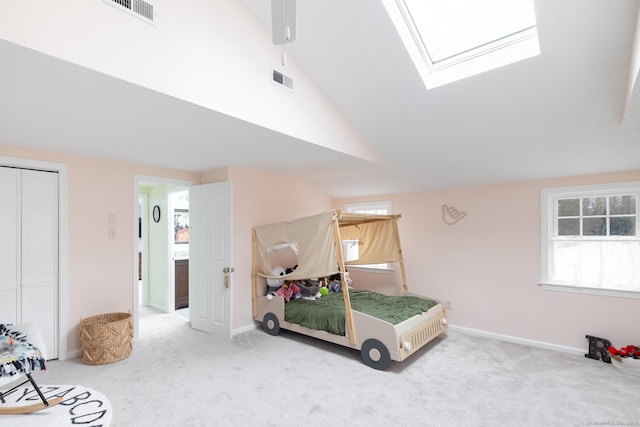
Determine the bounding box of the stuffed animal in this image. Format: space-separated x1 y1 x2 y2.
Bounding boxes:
324 272 352 292
285 265 298 274
266 266 286 296
329 280 342 292
344 272 353 287
297 281 321 300
275 282 300 302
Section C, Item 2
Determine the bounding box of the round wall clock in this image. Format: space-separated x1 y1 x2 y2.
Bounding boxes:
152 205 161 223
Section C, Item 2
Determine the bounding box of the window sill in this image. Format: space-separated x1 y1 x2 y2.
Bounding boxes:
346 265 394 275
539 283 640 300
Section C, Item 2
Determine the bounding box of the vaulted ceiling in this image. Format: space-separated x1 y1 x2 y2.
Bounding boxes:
1 0 639 198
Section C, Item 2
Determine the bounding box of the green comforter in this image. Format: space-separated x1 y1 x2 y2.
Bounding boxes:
284 290 438 336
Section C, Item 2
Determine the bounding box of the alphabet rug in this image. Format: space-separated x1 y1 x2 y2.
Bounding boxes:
0 384 112 426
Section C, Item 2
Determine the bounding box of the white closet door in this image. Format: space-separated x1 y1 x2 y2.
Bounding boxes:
0 168 20 322
0 168 58 358
21 169 58 358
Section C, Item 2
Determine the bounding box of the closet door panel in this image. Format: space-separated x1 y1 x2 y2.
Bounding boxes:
21 285 56 355
21 170 58 287
0 290 19 322
0 168 20 322
22 205 58 287
21 169 58 357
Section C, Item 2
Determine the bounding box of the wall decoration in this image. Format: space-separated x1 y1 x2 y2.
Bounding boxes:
152 205 161 223
442 204 467 225
585 334 612 363
174 209 190 244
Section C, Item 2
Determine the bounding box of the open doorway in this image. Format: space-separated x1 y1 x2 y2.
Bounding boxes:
133 175 194 339
169 188 190 319
137 192 148 309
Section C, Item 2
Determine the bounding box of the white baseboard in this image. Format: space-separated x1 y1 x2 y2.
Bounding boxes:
448 325 584 356
147 302 166 312
64 349 81 360
232 323 257 337
235 322 585 356
65 324 583 358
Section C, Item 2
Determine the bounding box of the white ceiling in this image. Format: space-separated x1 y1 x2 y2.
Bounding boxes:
1 0 639 198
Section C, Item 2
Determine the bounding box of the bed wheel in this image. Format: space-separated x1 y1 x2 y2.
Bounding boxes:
361 338 391 370
263 313 280 336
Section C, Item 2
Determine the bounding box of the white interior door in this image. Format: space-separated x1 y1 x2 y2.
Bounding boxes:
189 181 232 338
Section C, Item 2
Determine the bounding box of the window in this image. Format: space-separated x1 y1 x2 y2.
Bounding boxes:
344 200 392 216
381 0 539 89
344 201 393 271
540 183 640 298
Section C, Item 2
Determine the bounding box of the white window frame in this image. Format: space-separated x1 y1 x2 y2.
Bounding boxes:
540 182 640 299
344 200 392 216
343 200 393 273
380 0 539 89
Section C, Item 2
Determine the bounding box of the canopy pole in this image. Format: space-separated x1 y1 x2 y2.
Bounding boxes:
393 219 409 292
332 216 357 345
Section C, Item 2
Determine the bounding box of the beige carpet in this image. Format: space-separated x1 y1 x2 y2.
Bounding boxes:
34 307 638 426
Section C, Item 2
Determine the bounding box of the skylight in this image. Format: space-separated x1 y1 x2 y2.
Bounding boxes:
381 0 539 89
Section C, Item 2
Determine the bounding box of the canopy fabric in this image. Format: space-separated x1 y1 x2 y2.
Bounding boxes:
253 210 403 280
338 218 401 265
254 211 339 281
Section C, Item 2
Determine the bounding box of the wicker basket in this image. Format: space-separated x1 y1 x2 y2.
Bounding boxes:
80 312 132 365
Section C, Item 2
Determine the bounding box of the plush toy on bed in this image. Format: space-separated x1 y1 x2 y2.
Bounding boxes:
297 280 321 300
285 265 298 274
328 280 342 292
344 272 353 287
324 271 353 292
274 282 300 302
266 266 286 297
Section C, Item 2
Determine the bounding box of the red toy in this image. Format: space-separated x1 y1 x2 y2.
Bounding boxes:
608 345 640 359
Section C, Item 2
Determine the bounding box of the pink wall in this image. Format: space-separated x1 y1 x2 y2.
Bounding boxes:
0 147 330 353
0 144 199 353
223 167 333 330
3 141 637 354
335 170 640 350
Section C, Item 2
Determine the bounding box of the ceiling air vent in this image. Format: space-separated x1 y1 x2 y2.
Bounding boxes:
104 0 156 24
272 69 294 91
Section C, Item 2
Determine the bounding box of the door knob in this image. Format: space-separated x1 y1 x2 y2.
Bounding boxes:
223 267 234 288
